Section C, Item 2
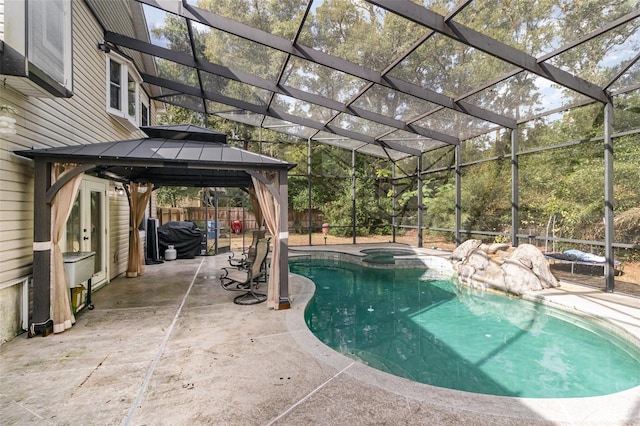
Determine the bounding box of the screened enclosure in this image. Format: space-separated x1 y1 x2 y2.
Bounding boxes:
87 0 640 293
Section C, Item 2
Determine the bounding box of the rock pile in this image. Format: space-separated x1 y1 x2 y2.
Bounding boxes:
451 239 560 295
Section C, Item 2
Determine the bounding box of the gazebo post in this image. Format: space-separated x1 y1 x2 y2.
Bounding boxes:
278 170 290 309
31 160 53 336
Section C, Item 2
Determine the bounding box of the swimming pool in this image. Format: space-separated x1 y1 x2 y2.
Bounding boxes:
290 257 640 398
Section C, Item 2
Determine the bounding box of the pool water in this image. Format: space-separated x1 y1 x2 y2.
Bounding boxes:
291 258 640 398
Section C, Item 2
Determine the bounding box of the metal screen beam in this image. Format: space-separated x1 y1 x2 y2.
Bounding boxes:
136 0 515 130
352 149 357 244
417 155 423 248
452 9 640 112
107 31 453 149
383 75 515 129
307 138 312 246
537 9 640 63
143 73 421 156
604 102 615 292
511 129 519 247
455 144 462 246
605 50 640 90
349 106 459 145
368 0 609 103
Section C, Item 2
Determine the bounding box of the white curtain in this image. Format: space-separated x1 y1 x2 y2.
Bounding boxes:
126 182 153 278
51 163 84 333
251 172 281 309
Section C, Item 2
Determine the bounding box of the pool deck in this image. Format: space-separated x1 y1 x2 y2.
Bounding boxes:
1 243 639 425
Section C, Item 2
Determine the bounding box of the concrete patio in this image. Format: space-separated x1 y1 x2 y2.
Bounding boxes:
1 246 640 425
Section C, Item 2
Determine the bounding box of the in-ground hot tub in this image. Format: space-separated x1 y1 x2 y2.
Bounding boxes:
360 248 415 264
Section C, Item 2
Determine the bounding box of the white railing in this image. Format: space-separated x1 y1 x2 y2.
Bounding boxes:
0 276 31 331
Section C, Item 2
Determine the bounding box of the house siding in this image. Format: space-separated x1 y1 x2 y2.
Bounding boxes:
109 187 130 281
0 0 156 344
0 1 4 39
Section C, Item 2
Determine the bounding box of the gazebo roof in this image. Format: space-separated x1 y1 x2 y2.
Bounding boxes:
15 125 295 187
141 124 227 142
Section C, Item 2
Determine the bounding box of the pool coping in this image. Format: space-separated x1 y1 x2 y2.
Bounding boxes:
286 245 640 424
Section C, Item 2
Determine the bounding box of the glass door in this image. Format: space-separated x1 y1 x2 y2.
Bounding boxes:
86 180 106 284
65 178 108 285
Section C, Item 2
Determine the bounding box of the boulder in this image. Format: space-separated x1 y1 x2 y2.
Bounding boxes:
466 250 489 273
510 244 559 289
487 243 511 254
451 241 560 295
451 239 482 263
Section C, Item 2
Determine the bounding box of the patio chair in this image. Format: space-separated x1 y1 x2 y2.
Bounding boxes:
220 238 269 305
228 229 266 269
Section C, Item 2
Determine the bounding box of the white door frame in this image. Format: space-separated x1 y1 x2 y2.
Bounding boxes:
65 176 110 287
82 177 108 285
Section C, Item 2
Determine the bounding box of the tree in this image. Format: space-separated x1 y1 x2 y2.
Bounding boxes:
150 0 640 251
155 186 201 207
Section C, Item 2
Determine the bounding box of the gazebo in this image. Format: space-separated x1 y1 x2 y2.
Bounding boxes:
16 125 295 336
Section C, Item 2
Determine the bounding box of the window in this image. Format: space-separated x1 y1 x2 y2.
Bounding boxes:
33 0 67 83
105 54 143 129
2 0 73 97
141 102 149 127
127 73 136 119
109 61 121 110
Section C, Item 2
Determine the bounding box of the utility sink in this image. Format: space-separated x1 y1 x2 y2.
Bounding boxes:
63 252 95 287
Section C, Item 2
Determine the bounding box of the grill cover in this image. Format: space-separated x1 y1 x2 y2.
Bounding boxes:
157 221 204 259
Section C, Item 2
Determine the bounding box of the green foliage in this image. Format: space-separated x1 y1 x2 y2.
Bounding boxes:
305 151 394 237
155 186 201 207
150 0 640 249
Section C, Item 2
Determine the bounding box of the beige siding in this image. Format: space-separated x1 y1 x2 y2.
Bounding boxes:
87 0 148 74
0 0 158 343
0 150 34 285
0 1 5 40
109 184 130 280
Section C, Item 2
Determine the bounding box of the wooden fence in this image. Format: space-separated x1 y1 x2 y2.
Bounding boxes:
157 207 324 233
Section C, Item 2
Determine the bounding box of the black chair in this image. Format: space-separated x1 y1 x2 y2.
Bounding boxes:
228 229 266 269
220 238 269 305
